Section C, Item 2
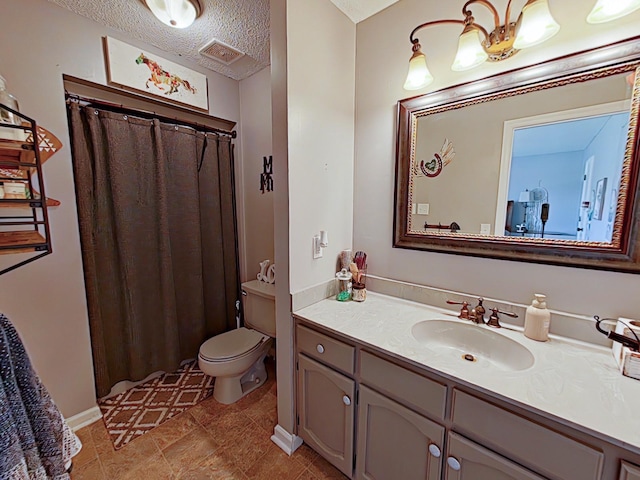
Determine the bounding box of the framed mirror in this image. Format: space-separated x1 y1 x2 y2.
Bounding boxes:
394 36 640 273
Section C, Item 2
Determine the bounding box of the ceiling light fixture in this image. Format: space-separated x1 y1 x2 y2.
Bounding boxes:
587 0 640 23
404 0 560 91
144 0 202 29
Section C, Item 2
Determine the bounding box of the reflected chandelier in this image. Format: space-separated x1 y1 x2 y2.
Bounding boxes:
404 0 640 90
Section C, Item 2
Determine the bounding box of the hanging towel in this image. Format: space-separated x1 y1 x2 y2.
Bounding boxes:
0 314 81 480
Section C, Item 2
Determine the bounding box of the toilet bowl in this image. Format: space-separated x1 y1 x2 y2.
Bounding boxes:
198 280 276 404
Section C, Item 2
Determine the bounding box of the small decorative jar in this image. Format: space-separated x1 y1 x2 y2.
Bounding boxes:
335 268 352 301
351 284 366 302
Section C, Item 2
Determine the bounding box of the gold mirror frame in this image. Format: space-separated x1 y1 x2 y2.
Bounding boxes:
394 36 640 273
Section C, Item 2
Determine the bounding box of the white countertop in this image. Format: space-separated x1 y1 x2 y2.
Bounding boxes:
294 292 640 452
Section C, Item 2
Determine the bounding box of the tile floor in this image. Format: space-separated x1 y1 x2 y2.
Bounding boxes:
71 360 348 480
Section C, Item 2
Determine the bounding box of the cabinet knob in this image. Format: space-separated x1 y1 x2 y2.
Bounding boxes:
342 395 351 406
447 456 461 471
428 444 441 458
316 344 325 354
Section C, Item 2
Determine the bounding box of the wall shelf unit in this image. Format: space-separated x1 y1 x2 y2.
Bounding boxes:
0 103 52 274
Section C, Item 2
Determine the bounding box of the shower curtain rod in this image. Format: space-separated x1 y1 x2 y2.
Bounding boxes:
65 92 237 138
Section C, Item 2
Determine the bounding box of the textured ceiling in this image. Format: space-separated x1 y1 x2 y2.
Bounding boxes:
47 0 394 81
48 0 270 81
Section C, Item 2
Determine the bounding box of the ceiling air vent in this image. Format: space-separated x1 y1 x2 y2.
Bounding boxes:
199 39 245 66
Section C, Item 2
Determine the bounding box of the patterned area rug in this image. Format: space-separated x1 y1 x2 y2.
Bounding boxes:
98 360 214 449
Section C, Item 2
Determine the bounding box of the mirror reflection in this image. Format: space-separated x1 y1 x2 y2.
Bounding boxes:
409 70 634 246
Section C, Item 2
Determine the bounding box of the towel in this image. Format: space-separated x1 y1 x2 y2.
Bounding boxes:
0 314 81 480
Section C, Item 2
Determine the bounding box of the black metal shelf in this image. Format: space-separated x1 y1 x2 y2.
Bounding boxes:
0 102 52 275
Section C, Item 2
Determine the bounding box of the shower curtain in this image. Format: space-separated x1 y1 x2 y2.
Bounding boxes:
68 103 239 398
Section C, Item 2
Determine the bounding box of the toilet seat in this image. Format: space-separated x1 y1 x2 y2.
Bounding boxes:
199 327 268 362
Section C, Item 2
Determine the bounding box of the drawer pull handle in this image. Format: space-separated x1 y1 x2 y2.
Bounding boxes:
447 457 461 471
342 395 351 406
316 344 325 354
428 444 441 458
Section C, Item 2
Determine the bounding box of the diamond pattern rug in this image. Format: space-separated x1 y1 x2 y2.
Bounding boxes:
98 360 214 449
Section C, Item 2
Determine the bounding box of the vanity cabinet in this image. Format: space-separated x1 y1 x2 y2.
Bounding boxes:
620 462 640 480
445 433 546 480
355 385 443 480
296 325 356 477
294 317 640 480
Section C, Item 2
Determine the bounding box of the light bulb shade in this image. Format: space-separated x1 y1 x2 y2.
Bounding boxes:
145 0 199 28
451 26 489 71
587 0 640 23
403 49 434 90
513 0 560 49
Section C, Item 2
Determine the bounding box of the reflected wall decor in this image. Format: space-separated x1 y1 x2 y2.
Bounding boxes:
104 36 209 111
594 177 608 221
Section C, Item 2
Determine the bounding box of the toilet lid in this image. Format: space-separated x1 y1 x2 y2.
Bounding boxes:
199 327 267 361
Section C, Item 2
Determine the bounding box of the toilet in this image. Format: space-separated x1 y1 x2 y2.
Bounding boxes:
198 280 276 404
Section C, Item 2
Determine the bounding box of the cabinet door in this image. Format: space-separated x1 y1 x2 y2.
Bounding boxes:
445 433 548 480
297 354 355 477
355 385 444 480
620 461 640 480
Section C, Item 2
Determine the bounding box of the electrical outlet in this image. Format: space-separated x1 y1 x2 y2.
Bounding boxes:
480 223 491 235
417 203 430 215
313 235 322 259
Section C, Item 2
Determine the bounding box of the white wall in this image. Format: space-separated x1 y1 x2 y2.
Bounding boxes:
239 67 274 281
287 0 356 293
0 0 240 417
354 0 640 318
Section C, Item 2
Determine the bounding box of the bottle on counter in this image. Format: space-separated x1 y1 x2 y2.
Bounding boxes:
524 293 551 342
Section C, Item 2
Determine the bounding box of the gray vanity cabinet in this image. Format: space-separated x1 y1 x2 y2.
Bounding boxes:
296 353 355 477
355 385 444 480
445 433 547 480
620 462 640 480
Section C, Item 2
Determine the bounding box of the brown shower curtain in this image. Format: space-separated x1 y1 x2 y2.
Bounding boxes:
68 103 239 398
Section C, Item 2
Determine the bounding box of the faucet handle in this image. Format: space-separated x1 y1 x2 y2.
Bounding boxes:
446 300 470 320
486 308 518 328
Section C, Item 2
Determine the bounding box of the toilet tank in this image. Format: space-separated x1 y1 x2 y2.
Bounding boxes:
241 280 276 337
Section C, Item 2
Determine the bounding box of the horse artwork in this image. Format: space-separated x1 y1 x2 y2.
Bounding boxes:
105 37 209 110
135 54 197 96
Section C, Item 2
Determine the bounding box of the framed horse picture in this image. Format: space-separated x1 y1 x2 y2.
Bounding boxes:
104 36 209 112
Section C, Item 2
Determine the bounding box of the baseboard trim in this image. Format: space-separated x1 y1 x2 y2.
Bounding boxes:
65 406 102 432
271 424 303 456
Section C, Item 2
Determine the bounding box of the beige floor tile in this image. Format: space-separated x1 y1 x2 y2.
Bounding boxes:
151 411 201 450
100 431 160 480
190 397 237 428
291 444 319 468
71 458 106 480
121 452 175 480
162 426 219 477
305 456 349 480
179 450 248 480
294 469 318 480
72 427 98 468
203 408 254 445
244 443 307 480
224 423 273 473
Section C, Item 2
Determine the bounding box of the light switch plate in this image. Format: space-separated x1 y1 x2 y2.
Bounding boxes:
480 223 491 235
417 203 430 215
313 235 322 259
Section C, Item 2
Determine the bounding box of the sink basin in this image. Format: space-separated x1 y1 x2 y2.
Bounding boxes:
411 320 534 371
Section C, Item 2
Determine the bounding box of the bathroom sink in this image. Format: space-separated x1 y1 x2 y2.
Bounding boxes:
411 320 534 371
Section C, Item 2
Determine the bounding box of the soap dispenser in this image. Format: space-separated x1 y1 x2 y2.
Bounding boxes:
524 294 551 342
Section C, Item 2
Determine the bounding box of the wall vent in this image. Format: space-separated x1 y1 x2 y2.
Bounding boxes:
199 39 245 65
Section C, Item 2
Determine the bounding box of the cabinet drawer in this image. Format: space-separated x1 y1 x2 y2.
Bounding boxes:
296 324 355 375
360 351 447 420
620 461 640 480
451 389 604 480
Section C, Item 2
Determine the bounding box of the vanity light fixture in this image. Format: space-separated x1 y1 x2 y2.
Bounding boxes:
587 0 640 23
403 0 560 91
144 0 202 29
